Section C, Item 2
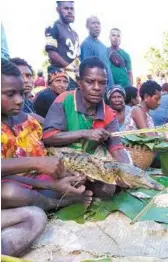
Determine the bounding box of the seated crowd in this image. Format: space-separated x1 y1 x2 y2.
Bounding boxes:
1 55 167 258
1 1 167 257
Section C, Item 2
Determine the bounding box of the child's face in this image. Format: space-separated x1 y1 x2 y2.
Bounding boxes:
1 75 24 117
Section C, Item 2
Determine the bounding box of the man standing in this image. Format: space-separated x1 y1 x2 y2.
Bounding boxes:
80 16 113 91
45 1 80 90
108 28 133 88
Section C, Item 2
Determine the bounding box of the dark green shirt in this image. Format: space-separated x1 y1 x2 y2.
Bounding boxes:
108 48 132 88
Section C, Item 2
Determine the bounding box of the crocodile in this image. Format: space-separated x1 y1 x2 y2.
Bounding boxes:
48 147 164 191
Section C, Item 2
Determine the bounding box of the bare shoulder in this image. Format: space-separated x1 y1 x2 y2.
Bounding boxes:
131 105 146 118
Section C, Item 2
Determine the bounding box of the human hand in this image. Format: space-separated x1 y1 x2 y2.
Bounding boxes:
36 156 65 179
51 174 86 195
83 128 110 142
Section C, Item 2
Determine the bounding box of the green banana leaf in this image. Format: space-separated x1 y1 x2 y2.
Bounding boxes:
55 203 86 223
104 191 145 219
128 188 159 199
152 175 168 187
121 135 168 151
54 177 168 225
138 203 168 224
154 142 168 152
84 200 110 222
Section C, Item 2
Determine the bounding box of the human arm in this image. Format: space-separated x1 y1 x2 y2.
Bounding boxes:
131 107 155 136
43 97 109 146
43 99 84 146
47 50 69 68
132 107 148 128
3 174 86 195
111 148 132 164
105 47 114 90
128 71 133 85
45 24 69 68
126 53 133 85
44 129 110 147
1 156 64 178
105 114 132 164
106 62 114 90
1 157 41 177
131 107 157 136
44 130 88 146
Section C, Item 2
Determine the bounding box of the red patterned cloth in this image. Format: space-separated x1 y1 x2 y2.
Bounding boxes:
1 112 54 187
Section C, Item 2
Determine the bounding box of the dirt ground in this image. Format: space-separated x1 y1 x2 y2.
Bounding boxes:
24 212 168 262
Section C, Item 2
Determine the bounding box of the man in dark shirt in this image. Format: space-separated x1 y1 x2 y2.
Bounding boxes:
45 1 80 90
33 66 69 118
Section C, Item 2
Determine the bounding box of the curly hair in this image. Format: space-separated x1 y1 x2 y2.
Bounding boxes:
1 58 21 77
10 57 33 75
140 81 162 100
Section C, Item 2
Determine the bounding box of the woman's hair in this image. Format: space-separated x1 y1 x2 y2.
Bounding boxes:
107 85 126 103
125 86 138 104
1 58 21 77
140 80 161 99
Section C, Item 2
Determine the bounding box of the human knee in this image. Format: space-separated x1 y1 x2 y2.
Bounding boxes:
23 206 47 231
1 182 20 202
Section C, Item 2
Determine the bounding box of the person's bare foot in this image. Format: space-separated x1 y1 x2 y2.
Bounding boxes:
82 190 93 208
48 190 93 210
59 190 93 209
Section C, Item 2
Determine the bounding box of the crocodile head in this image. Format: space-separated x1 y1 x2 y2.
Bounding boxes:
113 163 164 190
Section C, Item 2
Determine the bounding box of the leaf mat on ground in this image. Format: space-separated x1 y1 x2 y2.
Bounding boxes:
56 203 86 222
53 176 168 224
